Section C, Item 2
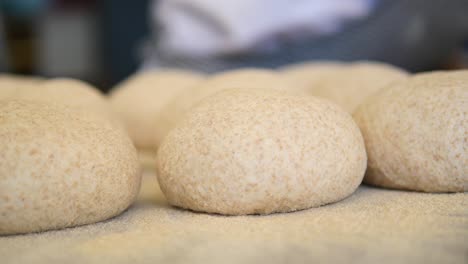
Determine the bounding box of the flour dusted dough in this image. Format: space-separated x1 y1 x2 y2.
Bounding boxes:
353 70 468 192
109 70 204 150
157 89 367 215
0 101 141 235
156 68 297 146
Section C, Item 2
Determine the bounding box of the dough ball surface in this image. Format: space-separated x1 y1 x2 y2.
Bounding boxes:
353 70 468 192
109 70 204 149
315 62 409 112
283 61 408 112
14 78 115 122
280 61 346 94
0 74 43 100
157 89 367 215
0 100 141 235
156 69 297 145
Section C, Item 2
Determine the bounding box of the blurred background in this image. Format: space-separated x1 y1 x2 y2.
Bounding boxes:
1 0 468 92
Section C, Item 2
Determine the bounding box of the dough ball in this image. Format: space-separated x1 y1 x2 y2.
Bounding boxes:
280 61 346 94
0 74 43 100
315 62 409 112
0 100 141 235
283 61 409 112
0 84 15 100
14 78 115 122
353 70 468 192
156 68 297 146
157 89 367 215
109 70 204 150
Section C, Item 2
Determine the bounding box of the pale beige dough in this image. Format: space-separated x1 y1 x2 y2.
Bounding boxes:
14 78 115 121
280 61 346 94
0 100 141 235
0 74 43 100
138 149 158 171
109 70 204 150
157 88 367 215
1 171 466 264
353 70 468 192
282 61 409 112
156 68 298 145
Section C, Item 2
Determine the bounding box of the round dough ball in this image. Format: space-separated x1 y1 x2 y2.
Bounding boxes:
315 62 409 112
157 89 367 215
0 100 141 235
0 74 44 85
0 74 43 100
0 84 15 100
284 61 409 113
14 78 115 121
109 70 204 150
353 70 468 192
155 69 297 146
280 61 346 94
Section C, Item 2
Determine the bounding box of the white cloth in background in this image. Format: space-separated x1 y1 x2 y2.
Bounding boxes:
152 0 376 57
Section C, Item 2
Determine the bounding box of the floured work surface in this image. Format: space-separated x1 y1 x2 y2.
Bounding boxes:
1 171 467 264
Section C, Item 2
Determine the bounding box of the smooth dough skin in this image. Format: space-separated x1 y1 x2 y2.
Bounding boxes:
109 70 204 150
157 89 367 215
0 76 19 100
0 86 14 100
0 101 141 235
0 74 43 100
280 61 346 94
155 69 297 147
353 70 468 192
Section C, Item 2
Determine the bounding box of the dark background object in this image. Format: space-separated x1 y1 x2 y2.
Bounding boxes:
1 0 46 75
1 0 468 91
3 14 37 74
99 0 150 91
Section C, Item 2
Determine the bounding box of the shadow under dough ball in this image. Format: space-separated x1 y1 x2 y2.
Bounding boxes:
156 88 367 215
0 101 141 235
353 70 468 192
